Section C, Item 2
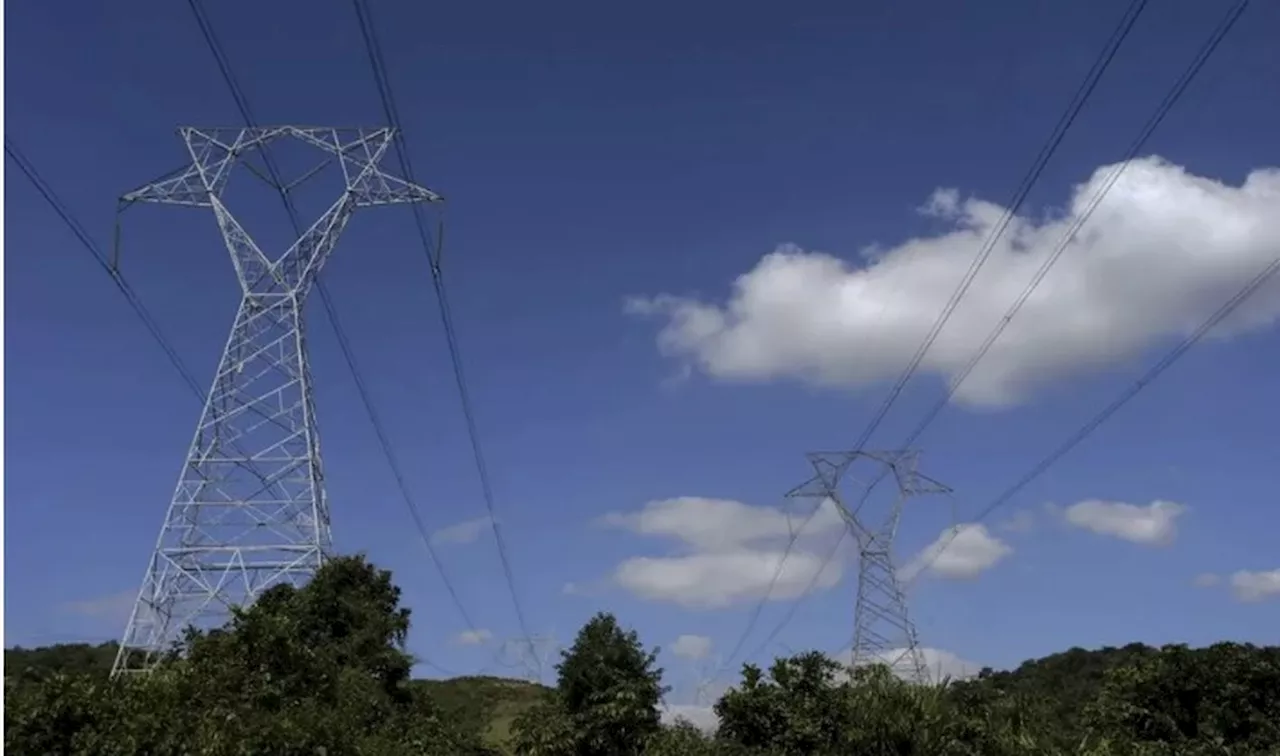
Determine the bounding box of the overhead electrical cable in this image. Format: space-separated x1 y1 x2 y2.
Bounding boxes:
348 0 541 677
898 223 1279 585
737 0 1253 665
4 137 315 555
6 139 207 400
849 0 1152 453
184 0 480 672
711 0 1152 678
890 0 1252 454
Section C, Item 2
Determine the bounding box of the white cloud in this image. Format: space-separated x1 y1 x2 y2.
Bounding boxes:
1062 499 1186 545
900 523 1012 582
599 496 844 551
671 634 713 660
615 548 844 610
455 628 494 646
1229 569 1280 603
628 158 1280 407
431 515 495 546
601 496 849 609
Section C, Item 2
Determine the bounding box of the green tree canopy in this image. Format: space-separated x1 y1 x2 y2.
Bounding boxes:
5 555 493 756
512 612 668 756
9 559 1280 756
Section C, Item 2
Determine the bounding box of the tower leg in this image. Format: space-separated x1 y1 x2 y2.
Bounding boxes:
113 293 329 674
851 547 926 683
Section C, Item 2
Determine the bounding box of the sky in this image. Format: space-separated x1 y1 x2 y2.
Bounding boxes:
5 0 1280 723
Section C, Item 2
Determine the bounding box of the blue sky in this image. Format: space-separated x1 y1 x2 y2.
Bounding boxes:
6 0 1279 710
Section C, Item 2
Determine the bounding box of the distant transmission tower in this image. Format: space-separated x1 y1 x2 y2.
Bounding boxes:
112 126 441 676
787 449 949 683
497 633 559 684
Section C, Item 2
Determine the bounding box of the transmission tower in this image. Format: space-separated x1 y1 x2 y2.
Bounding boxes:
786 449 949 684
496 633 560 684
111 126 441 676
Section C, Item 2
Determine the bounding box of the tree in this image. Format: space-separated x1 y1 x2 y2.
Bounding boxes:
4 642 118 682
1084 642 1280 753
5 555 491 756
715 653 1047 756
644 720 719 756
512 612 667 756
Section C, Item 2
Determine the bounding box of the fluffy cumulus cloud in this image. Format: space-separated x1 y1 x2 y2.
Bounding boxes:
627 158 1280 406
430 515 495 546
671 634 714 660
1062 499 1186 545
900 523 1012 582
454 628 494 646
600 496 844 551
601 496 847 609
1228 569 1280 603
616 549 844 609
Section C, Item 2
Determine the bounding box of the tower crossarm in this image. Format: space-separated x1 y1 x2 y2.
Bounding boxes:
284 126 442 206
122 127 289 207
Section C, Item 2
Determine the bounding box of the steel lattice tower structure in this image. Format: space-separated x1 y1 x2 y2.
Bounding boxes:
787 449 949 683
112 126 441 676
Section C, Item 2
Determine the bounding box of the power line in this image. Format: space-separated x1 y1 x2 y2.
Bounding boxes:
906 230 1280 583
712 0 1150 679
720 0 1251 674
806 0 1254 605
349 0 540 678
5 139 205 400
891 0 1252 454
183 0 484 640
849 0 1151 453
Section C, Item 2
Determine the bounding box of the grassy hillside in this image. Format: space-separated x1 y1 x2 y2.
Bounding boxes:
414 675 553 748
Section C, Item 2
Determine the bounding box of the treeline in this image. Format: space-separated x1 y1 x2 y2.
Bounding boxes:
6 556 1279 755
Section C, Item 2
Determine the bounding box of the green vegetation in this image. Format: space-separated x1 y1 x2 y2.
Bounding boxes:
415 675 553 748
6 556 1279 755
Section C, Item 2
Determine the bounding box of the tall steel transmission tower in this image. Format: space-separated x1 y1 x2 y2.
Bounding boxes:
112 126 441 676
787 449 949 683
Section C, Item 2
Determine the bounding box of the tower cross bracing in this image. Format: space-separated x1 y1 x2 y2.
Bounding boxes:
112 126 441 676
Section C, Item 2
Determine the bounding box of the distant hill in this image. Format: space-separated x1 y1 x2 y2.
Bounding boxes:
4 641 119 681
414 675 553 748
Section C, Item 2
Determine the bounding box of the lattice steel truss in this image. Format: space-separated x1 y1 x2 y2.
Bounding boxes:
787 449 949 684
112 126 441 677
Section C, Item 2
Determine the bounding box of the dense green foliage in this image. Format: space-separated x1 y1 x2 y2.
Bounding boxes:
5 641 119 682
6 555 1279 755
414 675 553 746
510 612 669 756
5 556 498 755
